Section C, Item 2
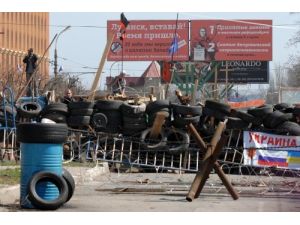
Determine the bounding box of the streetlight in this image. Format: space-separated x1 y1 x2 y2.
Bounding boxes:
109 61 120 91
54 25 71 78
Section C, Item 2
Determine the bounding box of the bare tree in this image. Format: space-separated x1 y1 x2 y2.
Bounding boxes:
286 14 300 87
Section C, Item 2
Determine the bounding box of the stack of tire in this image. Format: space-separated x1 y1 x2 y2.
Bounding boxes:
17 101 42 120
224 103 300 136
40 103 68 124
196 100 231 137
92 100 123 133
120 101 147 136
203 100 231 122
17 123 75 210
146 100 171 127
171 103 202 129
67 101 94 128
273 103 300 136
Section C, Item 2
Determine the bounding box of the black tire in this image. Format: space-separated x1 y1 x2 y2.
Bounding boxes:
102 111 122 134
165 128 190 154
146 100 170 114
67 116 90 127
123 115 146 124
263 111 288 129
68 101 94 110
202 107 228 121
18 102 42 118
91 113 108 129
17 123 68 143
226 117 249 130
42 103 68 115
274 103 291 111
173 116 200 128
70 108 94 116
120 102 146 115
28 171 69 210
140 128 167 150
205 100 231 115
276 121 300 136
247 105 273 118
234 110 262 126
293 107 300 116
172 104 202 116
94 100 123 111
62 168 75 203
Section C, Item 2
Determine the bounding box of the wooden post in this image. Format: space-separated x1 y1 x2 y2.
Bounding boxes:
88 32 115 101
213 66 218 100
219 62 234 102
149 111 168 139
191 78 199 105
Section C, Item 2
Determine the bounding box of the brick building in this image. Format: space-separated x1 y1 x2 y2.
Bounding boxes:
106 61 162 98
0 12 49 92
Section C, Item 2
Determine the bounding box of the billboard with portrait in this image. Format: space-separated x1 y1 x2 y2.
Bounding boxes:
191 20 272 61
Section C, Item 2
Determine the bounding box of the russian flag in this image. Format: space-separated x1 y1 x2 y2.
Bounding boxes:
258 155 288 167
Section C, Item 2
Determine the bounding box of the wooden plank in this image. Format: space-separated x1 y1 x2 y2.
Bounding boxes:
192 78 199 105
186 134 227 201
149 111 168 139
186 121 226 201
88 32 115 101
187 123 206 152
213 162 239 200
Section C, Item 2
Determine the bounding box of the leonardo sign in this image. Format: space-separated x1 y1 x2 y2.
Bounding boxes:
207 60 269 83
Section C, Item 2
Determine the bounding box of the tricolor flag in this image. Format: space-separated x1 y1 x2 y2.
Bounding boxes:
168 36 178 55
258 155 288 167
119 13 130 41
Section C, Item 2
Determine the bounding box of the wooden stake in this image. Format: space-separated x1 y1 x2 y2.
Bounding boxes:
88 32 115 101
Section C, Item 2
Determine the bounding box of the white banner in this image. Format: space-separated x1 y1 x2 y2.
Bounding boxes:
243 131 300 170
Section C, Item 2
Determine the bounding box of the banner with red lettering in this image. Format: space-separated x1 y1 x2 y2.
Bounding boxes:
107 20 189 61
191 20 272 61
243 131 300 170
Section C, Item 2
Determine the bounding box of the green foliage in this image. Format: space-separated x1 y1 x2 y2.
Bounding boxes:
0 168 20 185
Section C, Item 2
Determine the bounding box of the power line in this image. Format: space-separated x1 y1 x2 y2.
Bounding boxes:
1 22 300 29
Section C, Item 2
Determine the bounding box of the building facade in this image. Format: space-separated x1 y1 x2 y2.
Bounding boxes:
106 61 162 99
0 12 49 92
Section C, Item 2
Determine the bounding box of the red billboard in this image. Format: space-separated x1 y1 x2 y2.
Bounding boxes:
191 20 272 61
107 20 189 61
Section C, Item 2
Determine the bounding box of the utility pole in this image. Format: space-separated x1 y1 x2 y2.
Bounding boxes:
54 26 71 78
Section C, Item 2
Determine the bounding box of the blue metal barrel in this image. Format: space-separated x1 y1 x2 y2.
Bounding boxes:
20 143 63 208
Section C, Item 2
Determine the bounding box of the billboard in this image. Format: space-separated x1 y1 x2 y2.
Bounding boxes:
191 20 272 61
172 61 269 84
107 20 189 61
207 61 269 83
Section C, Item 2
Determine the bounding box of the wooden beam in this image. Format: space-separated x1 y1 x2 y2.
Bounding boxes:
149 111 168 139
88 32 115 101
